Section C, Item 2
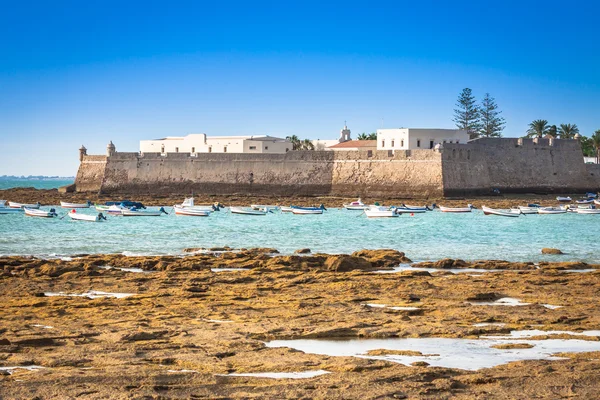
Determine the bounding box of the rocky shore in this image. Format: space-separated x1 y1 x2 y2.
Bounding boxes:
0 187 588 209
2 248 600 399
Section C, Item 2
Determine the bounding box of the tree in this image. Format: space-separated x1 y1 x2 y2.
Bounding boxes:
453 88 480 139
580 136 595 157
526 119 550 138
285 135 301 150
547 125 558 138
558 123 579 139
478 93 505 137
357 132 377 140
300 139 315 151
592 130 600 163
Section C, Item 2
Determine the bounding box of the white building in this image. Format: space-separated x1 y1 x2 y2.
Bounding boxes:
376 128 469 150
312 123 353 150
140 134 291 154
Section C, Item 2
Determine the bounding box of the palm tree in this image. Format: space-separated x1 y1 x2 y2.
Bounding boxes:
547 125 557 138
357 133 369 140
285 135 301 150
526 120 550 138
558 123 579 139
299 138 315 150
592 130 600 164
367 132 377 140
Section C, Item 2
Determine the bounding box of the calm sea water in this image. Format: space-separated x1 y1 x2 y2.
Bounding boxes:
0 207 598 262
0 178 74 190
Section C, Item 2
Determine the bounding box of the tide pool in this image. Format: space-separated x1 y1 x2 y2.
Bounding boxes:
0 207 598 262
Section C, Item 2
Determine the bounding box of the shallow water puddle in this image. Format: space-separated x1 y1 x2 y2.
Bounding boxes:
219 370 330 379
563 269 597 273
98 265 151 274
374 264 504 275
44 291 135 299
203 318 234 323
211 268 250 272
482 330 600 339
364 303 420 311
473 323 506 327
31 324 54 329
469 297 530 306
266 336 600 370
542 304 563 309
167 369 198 373
0 365 45 374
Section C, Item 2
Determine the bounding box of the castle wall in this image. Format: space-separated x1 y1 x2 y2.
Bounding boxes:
442 138 600 195
74 155 107 192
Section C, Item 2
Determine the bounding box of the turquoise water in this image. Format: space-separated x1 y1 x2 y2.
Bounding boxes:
0 207 598 262
0 178 74 190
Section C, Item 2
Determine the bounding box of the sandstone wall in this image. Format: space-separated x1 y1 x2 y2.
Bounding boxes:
74 155 107 193
442 138 600 196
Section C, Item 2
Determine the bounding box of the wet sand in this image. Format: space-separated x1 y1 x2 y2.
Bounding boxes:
1 249 600 399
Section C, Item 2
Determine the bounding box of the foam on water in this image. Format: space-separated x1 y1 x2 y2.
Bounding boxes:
482 330 600 339
470 297 530 306
44 291 135 299
0 365 45 374
219 370 330 379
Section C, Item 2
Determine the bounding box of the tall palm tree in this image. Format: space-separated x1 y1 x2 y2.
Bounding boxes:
592 130 600 164
547 125 557 138
357 133 368 140
300 139 315 150
285 135 301 150
558 123 579 139
526 120 550 138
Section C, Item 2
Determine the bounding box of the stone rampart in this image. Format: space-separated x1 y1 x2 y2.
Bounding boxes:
74 155 107 193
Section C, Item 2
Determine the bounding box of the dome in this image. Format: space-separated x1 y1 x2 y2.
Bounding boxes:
574 133 582 139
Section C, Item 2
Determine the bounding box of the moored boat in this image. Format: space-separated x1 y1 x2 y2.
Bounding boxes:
482 206 520 217
0 200 22 214
9 201 41 209
438 205 473 213
537 207 567 214
556 196 572 202
95 204 110 211
281 206 294 213
231 207 268 216
173 205 210 216
575 208 600 214
60 201 91 208
343 198 369 210
175 197 222 212
516 205 541 214
251 204 279 211
291 207 324 215
364 206 398 218
68 210 107 222
121 207 168 216
393 205 427 214
24 207 57 218
576 199 594 204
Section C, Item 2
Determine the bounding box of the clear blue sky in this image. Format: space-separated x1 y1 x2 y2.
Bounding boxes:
1 0 599 175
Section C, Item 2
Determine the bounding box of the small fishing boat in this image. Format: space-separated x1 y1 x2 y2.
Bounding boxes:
393 207 426 214
121 207 168 216
281 206 294 213
556 196 572 202
94 204 110 211
438 205 473 213
575 208 600 214
343 198 369 210
251 204 279 211
364 206 398 218
482 206 520 217
292 207 324 215
68 210 107 222
231 207 267 216
24 207 57 218
60 201 91 208
537 207 567 215
0 200 22 214
173 205 210 216
9 201 41 209
576 198 594 204
516 205 541 214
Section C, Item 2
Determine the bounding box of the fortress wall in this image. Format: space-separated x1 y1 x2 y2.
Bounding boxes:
74 155 107 192
442 138 599 195
331 150 443 197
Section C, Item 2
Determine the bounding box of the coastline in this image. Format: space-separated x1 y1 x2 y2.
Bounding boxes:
1 248 600 398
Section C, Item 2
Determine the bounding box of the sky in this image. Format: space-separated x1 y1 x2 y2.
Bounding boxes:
1 0 599 175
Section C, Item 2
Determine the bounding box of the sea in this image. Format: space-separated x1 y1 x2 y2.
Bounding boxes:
0 177 74 190
0 206 598 263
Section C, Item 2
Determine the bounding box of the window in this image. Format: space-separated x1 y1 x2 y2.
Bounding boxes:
456 140 460 144
249 146 257 150
391 140 395 148
191 147 195 153
401 139 404 147
265 146 268 150
381 140 385 148
417 140 421 148
286 148 289 152
175 147 179 153
208 146 212 153
443 140 446 144
429 140 434 149
223 146 227 153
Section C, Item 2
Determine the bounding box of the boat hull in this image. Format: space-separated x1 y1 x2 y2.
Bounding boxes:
537 207 567 214
69 213 102 222
231 207 267 215
482 206 520 217
174 206 210 216
24 208 57 218
438 206 472 213
292 209 323 215
60 201 90 208
9 202 40 209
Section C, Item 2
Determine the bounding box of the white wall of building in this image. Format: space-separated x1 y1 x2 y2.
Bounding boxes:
140 134 291 154
376 128 469 150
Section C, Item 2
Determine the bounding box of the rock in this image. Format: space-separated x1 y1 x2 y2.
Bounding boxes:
121 330 168 342
411 361 430 367
351 249 412 268
15 337 56 347
294 248 311 254
0 338 11 346
542 248 564 255
324 255 373 272
491 343 534 350
0 370 10 376
467 292 500 301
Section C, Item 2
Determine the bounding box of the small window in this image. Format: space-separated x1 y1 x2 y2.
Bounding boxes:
223 146 227 153
191 147 195 153
456 140 460 144
417 140 421 148
249 146 257 150
175 147 179 153
391 140 395 148
429 140 434 149
401 139 404 147
208 146 212 153
265 146 268 150
286 148 289 152
381 140 385 147
443 140 446 144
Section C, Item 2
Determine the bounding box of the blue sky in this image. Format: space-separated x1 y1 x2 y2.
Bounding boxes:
1 0 599 175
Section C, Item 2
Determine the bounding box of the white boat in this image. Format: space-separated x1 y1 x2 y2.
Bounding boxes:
556 196 572 202
231 207 267 215
121 207 168 216
595 199 600 206
575 208 600 214
393 206 427 214
281 206 294 213
68 210 107 222
175 197 220 212
438 205 473 213
364 206 398 218
251 204 279 211
60 201 91 208
0 200 22 214
173 205 210 216
95 204 110 211
576 198 594 204
8 201 41 209
482 206 520 217
343 198 369 210
537 207 567 215
516 206 541 214
24 207 57 218
292 208 323 215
